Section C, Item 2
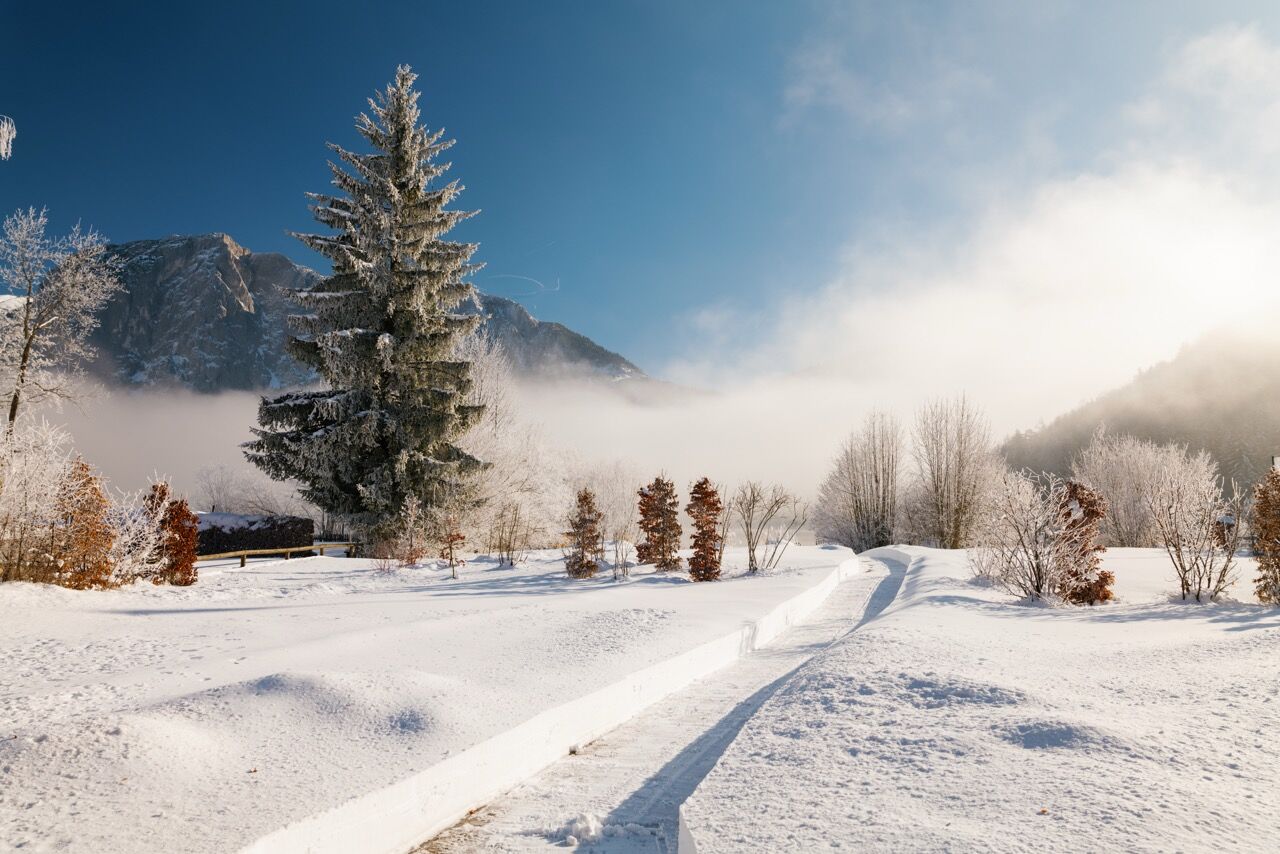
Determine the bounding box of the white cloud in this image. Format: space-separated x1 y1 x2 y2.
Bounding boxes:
527 23 1280 496
782 39 989 132
1128 23 1280 170
754 22 1280 435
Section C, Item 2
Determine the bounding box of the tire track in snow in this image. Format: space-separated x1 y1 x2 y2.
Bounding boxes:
417 554 907 852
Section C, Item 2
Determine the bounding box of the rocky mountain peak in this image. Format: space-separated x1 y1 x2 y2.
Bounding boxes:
91 233 644 392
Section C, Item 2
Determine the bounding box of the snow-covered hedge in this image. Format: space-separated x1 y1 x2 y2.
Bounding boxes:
196 512 314 555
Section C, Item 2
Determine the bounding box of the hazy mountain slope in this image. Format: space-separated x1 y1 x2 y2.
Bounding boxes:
91 233 645 392
1002 328 1280 485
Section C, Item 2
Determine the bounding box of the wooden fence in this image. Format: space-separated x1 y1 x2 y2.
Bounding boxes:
197 542 356 567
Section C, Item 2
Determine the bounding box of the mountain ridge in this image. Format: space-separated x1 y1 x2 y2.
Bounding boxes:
90 233 645 392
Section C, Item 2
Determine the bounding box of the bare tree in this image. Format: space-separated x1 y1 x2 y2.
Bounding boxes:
815 411 901 552
489 501 533 566
194 464 243 514
1142 445 1245 602
911 396 996 549
0 208 122 430
762 494 808 572
715 481 734 569
734 481 797 573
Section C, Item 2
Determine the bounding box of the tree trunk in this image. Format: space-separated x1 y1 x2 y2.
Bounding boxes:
7 336 34 433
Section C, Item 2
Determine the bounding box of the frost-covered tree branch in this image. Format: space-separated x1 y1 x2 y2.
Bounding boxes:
0 208 121 430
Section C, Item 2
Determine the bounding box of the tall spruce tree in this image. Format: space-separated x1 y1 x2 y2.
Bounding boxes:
246 66 485 541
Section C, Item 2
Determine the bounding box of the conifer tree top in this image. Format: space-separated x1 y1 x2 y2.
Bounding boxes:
247 66 487 540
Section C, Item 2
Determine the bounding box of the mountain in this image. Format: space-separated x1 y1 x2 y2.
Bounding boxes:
91 233 644 392
1001 327 1280 486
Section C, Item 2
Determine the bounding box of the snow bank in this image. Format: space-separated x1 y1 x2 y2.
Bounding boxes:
679 546 1280 852
0 547 856 853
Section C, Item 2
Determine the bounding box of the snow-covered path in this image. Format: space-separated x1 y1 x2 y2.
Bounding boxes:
418 556 903 852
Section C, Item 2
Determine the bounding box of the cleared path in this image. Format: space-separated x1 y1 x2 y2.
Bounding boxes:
418 555 904 852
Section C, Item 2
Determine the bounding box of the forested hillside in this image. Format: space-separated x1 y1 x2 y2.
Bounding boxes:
1003 328 1280 485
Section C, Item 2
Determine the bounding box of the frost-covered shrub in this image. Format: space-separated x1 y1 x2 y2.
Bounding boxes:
0 422 73 584
972 470 1112 603
1141 445 1244 602
580 460 641 579
105 487 169 586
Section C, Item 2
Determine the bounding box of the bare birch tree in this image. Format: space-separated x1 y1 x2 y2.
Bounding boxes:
815 411 901 552
0 208 122 430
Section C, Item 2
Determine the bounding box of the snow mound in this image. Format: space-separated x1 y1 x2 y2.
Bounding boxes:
900 673 1024 709
561 812 604 844
994 719 1118 751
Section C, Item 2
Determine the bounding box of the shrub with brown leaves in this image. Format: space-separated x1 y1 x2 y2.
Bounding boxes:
637 476 682 570
686 478 723 582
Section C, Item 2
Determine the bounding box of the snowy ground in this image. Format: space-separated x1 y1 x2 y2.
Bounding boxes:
0 546 849 853
680 546 1280 852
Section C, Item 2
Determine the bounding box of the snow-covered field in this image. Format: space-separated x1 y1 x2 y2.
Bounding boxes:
0 546 851 853
680 546 1280 852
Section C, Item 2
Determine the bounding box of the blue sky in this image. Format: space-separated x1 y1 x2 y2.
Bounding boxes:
3 1 1280 380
